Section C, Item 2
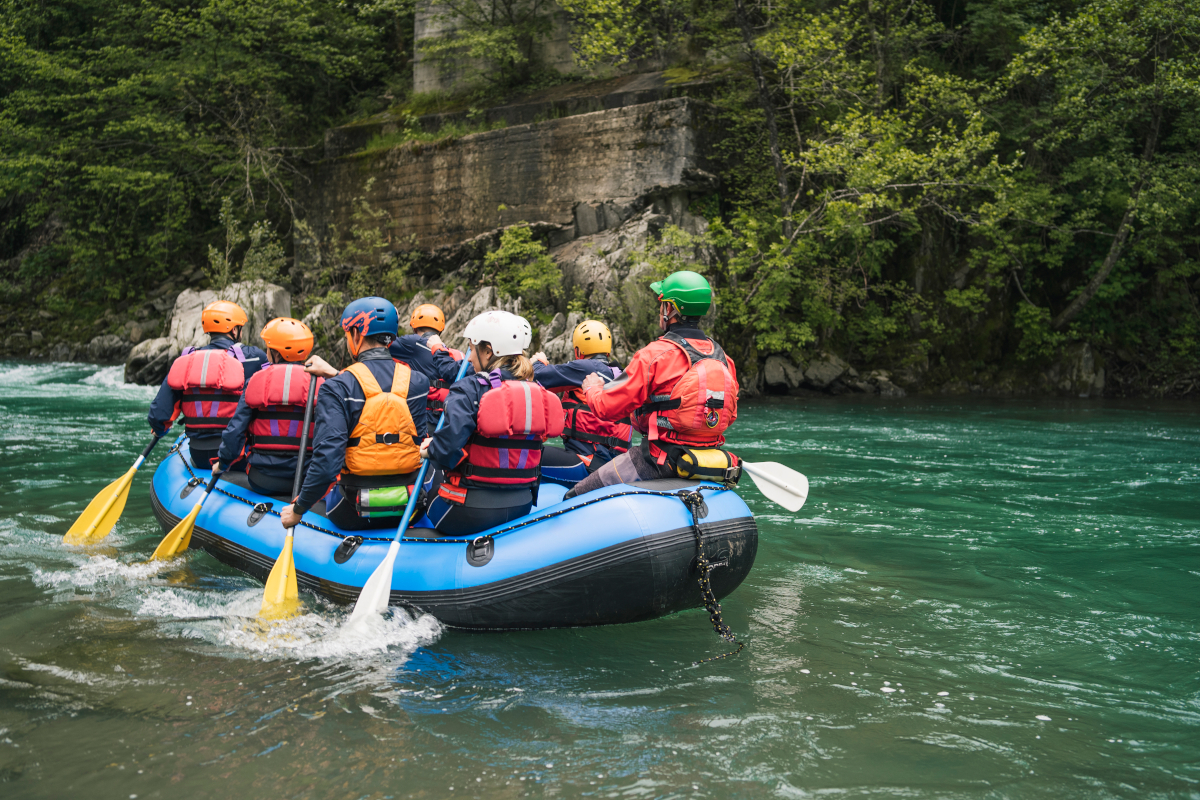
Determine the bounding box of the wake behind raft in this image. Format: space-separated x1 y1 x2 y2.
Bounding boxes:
149 439 758 630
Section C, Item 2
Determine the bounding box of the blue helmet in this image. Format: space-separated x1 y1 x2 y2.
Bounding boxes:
341 297 399 339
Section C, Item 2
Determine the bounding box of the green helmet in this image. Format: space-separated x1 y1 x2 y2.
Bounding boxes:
650 270 712 317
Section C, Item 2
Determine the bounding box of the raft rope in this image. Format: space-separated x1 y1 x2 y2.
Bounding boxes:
679 490 745 664
171 444 746 661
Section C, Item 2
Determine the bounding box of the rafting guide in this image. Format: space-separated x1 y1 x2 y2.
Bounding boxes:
61 272 808 653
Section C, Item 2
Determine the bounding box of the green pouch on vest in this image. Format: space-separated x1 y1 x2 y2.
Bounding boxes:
356 485 410 518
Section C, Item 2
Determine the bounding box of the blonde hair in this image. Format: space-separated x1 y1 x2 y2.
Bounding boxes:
488 352 535 381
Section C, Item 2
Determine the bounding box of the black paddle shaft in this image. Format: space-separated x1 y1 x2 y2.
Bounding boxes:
140 435 162 460
290 373 320 499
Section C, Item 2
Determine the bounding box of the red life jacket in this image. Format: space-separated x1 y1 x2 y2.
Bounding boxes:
633 332 738 449
242 364 324 453
453 370 564 489
551 364 632 454
166 345 247 433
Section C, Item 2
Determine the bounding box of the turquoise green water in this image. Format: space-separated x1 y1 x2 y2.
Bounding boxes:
1 361 1197 799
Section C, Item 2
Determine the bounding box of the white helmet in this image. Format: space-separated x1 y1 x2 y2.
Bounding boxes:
462 310 532 357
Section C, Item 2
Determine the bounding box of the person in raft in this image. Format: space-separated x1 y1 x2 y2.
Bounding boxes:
388 303 465 434
530 319 631 486
564 270 740 499
278 297 430 531
148 300 269 470
212 317 323 496
419 310 564 536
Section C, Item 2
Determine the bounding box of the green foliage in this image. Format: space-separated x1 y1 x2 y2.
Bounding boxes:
204 198 288 291
420 0 560 88
295 179 410 304
1014 303 1067 362
363 117 507 153
563 0 1200 387
1 0 411 319
558 0 691 67
485 225 562 308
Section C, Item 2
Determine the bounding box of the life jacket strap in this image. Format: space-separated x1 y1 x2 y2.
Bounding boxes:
460 464 540 480
469 435 545 451
347 433 421 447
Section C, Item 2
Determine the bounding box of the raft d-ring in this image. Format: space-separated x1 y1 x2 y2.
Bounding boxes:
180 477 203 499
466 535 494 568
334 536 363 564
247 502 273 527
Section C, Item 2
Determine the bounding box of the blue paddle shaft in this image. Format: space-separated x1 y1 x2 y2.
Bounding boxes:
390 347 473 543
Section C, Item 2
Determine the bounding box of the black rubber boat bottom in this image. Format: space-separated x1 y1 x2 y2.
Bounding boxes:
149 483 758 630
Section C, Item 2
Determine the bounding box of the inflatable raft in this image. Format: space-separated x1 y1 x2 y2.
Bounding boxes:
149 440 759 630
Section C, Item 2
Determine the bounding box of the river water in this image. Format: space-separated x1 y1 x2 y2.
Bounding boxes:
0 361 1196 799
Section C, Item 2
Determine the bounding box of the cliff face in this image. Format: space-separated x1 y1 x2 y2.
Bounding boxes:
299 97 715 254
297 92 719 375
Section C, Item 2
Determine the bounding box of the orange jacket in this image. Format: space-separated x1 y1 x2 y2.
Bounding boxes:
583 325 738 458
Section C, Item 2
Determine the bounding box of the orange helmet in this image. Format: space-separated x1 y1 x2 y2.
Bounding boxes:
202 300 249 334
260 317 314 362
409 303 446 333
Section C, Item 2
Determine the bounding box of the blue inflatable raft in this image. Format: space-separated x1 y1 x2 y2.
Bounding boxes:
149 440 759 630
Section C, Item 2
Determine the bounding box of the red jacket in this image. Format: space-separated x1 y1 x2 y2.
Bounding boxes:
583 325 738 461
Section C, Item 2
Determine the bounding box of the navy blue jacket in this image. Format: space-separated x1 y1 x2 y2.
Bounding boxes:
148 335 268 440
215 364 316 479
294 347 429 514
389 333 463 386
533 356 624 460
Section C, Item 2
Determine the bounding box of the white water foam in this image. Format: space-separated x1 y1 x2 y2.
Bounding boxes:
32 555 175 588
81 365 157 398
0 361 156 399
137 587 443 664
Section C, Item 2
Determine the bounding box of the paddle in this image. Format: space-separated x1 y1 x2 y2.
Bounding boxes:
346 347 473 627
259 371 319 620
151 469 220 561
740 461 809 512
64 435 162 545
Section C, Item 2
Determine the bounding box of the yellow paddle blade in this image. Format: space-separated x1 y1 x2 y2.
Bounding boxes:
64 467 136 545
151 503 201 561
259 533 301 620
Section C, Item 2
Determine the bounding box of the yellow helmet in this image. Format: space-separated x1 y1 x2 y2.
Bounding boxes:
572 320 612 357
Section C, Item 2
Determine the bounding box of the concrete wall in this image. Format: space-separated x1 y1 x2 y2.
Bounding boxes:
299 98 714 255
413 0 576 95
